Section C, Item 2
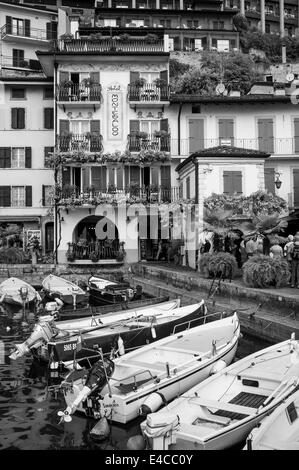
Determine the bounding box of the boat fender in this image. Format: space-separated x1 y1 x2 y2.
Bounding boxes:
90 417 110 442
117 336 125 356
54 298 64 307
127 435 146 450
209 360 227 376
139 392 166 416
151 326 157 339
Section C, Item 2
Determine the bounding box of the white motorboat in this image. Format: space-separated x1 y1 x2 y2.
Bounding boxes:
42 274 89 306
141 335 299 450
57 312 240 424
244 389 299 450
0 277 41 307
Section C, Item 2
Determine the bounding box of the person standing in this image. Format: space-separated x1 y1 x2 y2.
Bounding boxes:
290 235 299 288
284 235 294 274
270 241 283 259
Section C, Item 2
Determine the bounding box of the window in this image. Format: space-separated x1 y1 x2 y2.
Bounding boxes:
140 120 160 135
11 108 25 129
44 108 54 129
70 120 89 135
44 147 54 168
104 19 117 26
44 87 54 99
217 39 229 52
195 39 203 51
11 148 25 168
12 49 24 67
140 72 160 83
11 88 26 99
213 21 225 30
219 119 234 145
11 186 25 207
12 18 24 36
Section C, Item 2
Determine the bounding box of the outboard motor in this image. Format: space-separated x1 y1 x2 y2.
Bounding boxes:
9 316 59 360
58 357 115 422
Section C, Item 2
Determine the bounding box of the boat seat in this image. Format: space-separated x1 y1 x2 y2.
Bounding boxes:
189 397 257 416
241 370 282 383
125 359 167 372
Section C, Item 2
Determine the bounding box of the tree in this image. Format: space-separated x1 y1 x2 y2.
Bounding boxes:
233 13 249 32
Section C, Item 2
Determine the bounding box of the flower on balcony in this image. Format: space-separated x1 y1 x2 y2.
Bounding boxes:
101 150 131 163
138 149 170 163
153 78 167 88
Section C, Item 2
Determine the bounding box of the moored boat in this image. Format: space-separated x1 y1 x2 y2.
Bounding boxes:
0 277 41 307
244 388 299 450
141 335 299 450
9 299 181 361
57 312 240 424
87 275 137 305
42 274 89 307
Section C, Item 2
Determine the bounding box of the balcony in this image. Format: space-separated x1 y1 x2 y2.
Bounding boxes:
67 240 120 262
128 134 171 152
170 137 299 157
55 37 166 53
1 24 54 44
1 56 42 72
58 185 182 207
128 83 170 107
58 134 103 153
57 84 102 107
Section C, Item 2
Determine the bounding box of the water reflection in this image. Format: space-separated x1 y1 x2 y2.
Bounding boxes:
0 302 273 450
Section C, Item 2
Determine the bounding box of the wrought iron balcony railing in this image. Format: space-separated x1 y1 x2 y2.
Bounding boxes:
1 24 56 41
55 37 165 53
67 240 120 261
58 134 103 152
1 55 42 71
128 83 170 102
57 84 102 102
128 134 170 152
58 185 182 205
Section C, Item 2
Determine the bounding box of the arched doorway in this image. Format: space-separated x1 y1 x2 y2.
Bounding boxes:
70 215 120 260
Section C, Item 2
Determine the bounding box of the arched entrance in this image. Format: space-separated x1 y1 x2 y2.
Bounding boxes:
69 215 120 261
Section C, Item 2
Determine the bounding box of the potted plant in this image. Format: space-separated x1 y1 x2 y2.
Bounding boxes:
119 33 131 43
131 77 146 88
60 33 74 42
66 250 76 262
89 251 99 262
62 80 74 88
145 33 159 44
153 78 167 88
136 131 148 140
115 251 125 262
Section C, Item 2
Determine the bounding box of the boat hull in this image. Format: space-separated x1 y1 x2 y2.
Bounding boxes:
42 307 205 363
44 291 89 306
0 278 40 307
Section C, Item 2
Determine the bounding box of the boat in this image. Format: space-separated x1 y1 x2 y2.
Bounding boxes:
0 277 41 307
244 389 299 450
87 275 138 305
141 334 299 450
52 295 169 320
9 298 182 361
42 274 89 307
43 301 207 364
57 311 240 424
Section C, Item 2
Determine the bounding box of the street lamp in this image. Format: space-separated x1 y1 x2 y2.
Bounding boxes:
275 172 282 189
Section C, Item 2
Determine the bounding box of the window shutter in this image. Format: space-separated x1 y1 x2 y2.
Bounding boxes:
174 36 180 50
294 118 299 153
294 169 299 206
130 166 140 185
11 108 18 129
116 167 123 190
25 186 32 207
223 171 242 195
258 118 274 153
189 119 204 152
264 168 275 195
130 120 140 134
24 19 31 37
186 176 190 199
0 148 11 168
46 22 52 40
25 147 32 168
44 108 54 129
108 168 115 187
90 119 100 135
82 167 90 191
59 71 69 84
124 167 130 189
90 120 101 151
161 166 171 189
0 186 11 207
160 70 168 84
130 71 140 83
219 119 234 144
59 120 70 151
6 16 12 34
91 167 106 191
231 39 236 48
18 108 25 129
59 119 69 135
233 171 242 194
160 119 169 132
90 72 100 84
42 185 46 206
62 166 71 187
212 38 217 47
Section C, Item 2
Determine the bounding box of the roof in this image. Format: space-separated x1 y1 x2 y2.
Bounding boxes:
176 145 271 172
0 0 58 14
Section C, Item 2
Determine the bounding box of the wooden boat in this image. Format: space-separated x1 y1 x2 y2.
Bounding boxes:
0 277 41 307
53 295 169 320
9 299 181 361
57 312 240 424
46 301 207 364
244 389 299 450
87 275 137 305
141 335 299 450
42 274 89 307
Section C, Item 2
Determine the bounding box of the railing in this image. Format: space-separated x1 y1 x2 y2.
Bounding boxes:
1 55 42 71
170 137 299 157
128 134 170 152
57 84 102 102
128 83 170 102
58 134 103 152
56 37 165 53
58 186 182 205
1 24 55 41
67 240 120 260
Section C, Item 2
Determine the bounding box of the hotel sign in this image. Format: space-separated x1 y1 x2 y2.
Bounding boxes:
107 84 123 141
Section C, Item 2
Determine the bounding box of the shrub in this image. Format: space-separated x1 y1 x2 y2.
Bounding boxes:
0 247 29 264
243 254 290 288
199 252 238 278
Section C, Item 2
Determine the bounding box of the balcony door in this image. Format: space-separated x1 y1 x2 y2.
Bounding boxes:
189 119 204 153
258 118 274 153
70 120 90 150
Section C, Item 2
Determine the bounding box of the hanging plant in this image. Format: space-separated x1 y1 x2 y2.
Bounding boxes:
66 250 76 262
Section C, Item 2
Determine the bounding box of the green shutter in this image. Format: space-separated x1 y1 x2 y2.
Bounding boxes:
0 186 11 207
18 108 25 129
60 119 69 135
24 19 31 37
264 168 275 195
160 70 168 84
130 71 139 83
116 168 123 190
42 185 46 206
258 119 274 153
59 71 69 84
186 176 190 199
62 167 71 187
161 166 171 189
124 167 130 189
44 108 54 129
59 120 69 150
11 108 18 129
130 166 140 185
91 166 106 191
189 119 204 153
0 148 11 168
223 171 242 195
25 147 32 168
219 119 234 145
160 119 169 132
294 118 299 153
82 167 90 191
90 72 100 84
90 120 101 151
294 169 299 206
25 186 32 207
6 16 12 34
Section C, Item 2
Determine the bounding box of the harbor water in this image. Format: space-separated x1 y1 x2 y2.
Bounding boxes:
0 304 272 450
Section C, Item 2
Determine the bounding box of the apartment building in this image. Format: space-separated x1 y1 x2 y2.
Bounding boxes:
0 1 57 252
